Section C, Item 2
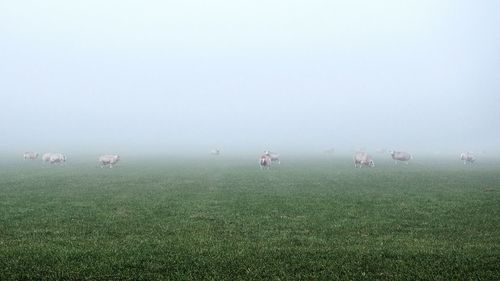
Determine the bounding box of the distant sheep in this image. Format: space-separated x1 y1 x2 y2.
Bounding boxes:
49 153 66 164
460 152 475 164
23 152 38 160
264 150 280 164
99 154 120 168
259 155 272 169
390 150 412 164
353 151 375 168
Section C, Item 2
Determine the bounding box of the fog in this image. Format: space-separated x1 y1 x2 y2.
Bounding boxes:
1 1 499 155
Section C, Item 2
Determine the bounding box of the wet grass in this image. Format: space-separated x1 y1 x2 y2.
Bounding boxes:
0 155 499 280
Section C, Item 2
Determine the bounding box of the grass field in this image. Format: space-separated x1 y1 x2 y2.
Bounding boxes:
1 155 499 280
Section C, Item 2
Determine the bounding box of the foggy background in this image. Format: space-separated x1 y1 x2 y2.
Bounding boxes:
1 0 499 155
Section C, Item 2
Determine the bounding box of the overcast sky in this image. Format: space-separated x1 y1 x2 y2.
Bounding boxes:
1 0 499 154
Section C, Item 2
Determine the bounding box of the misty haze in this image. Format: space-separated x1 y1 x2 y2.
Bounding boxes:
1 1 499 280
2 1 499 155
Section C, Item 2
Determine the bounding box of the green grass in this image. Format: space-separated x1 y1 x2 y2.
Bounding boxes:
1 155 499 280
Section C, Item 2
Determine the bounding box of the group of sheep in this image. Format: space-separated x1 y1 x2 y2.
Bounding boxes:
258 149 476 169
353 150 414 168
23 152 120 168
23 152 66 164
353 150 476 168
258 149 414 169
23 149 477 170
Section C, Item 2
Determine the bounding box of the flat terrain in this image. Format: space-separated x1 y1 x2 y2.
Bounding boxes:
1 155 499 280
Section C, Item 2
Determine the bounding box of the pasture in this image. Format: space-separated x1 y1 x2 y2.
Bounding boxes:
1 155 499 280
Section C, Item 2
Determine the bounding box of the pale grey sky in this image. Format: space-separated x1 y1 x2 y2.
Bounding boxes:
1 0 499 153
